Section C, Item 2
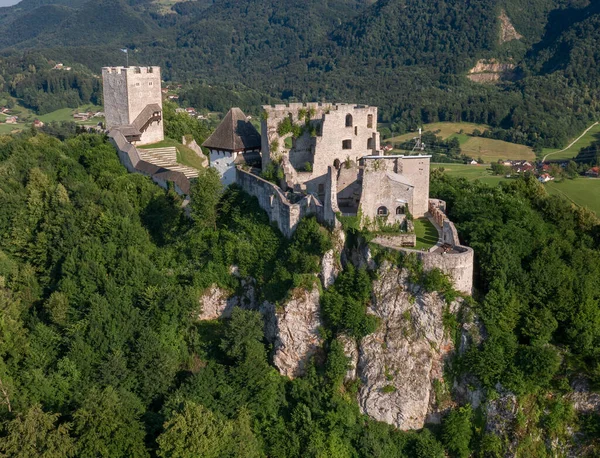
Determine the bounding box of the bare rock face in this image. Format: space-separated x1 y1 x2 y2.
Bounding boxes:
197 279 257 320
566 378 600 414
321 229 345 288
338 334 359 382
356 262 458 430
261 286 323 378
499 10 522 44
467 59 517 83
197 285 234 320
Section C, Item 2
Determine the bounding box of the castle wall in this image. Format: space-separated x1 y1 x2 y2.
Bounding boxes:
236 167 336 238
262 103 379 189
418 247 474 295
359 159 414 226
108 130 193 196
102 68 130 129
397 156 430 217
102 66 164 145
209 150 237 186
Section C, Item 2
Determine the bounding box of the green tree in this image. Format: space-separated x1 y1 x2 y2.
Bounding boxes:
0 405 75 458
157 402 231 458
73 387 149 458
442 405 473 458
190 167 223 229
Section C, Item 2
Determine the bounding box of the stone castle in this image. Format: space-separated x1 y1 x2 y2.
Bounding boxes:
102 66 164 145
103 66 473 294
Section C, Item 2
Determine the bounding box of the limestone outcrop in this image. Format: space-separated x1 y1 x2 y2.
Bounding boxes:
261 286 323 378
197 278 257 320
467 59 517 83
353 262 459 430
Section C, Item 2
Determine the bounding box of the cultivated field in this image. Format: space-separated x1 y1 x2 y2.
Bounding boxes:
432 163 600 216
431 163 511 186
545 179 600 215
385 122 535 163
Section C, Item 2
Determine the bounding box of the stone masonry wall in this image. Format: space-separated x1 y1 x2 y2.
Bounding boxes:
261 103 379 194
397 156 430 217
102 66 164 145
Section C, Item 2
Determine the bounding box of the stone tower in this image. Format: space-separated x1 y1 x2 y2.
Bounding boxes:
102 66 164 145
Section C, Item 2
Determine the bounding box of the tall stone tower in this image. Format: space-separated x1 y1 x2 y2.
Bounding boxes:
102 66 164 145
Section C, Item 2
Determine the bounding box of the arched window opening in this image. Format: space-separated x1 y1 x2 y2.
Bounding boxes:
345 114 353 127
396 206 405 215
333 158 341 169
318 184 325 194
377 206 389 216
354 126 358 135
342 140 352 150
367 114 373 128
367 138 374 149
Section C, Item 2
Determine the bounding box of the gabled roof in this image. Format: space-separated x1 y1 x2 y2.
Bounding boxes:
202 107 261 152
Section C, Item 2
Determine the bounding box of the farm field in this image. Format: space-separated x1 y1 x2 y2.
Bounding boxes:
433 163 600 216
545 178 600 215
542 122 600 161
431 163 511 186
385 122 535 163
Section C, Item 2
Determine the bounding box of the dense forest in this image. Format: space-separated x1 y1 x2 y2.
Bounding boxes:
0 0 597 148
0 53 101 113
0 127 598 455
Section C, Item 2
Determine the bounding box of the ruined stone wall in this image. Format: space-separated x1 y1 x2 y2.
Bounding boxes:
397 156 430 217
418 247 474 295
102 66 164 145
261 103 379 190
359 159 414 225
236 167 333 237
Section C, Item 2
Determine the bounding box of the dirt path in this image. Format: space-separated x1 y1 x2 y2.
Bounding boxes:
542 122 599 162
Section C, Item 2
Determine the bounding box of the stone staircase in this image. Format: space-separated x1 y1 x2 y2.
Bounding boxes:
138 146 199 179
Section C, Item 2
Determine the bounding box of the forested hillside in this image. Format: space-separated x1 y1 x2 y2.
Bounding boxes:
0 130 599 455
0 0 598 149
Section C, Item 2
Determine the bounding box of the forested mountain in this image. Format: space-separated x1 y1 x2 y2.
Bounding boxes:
0 0 596 149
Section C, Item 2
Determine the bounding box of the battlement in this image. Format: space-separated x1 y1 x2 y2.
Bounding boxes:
263 102 375 113
102 66 160 76
102 64 163 145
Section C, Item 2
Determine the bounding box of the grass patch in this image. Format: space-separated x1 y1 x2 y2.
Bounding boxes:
545 178 600 216
0 123 24 134
385 122 535 163
414 217 439 250
143 137 207 170
432 163 509 182
543 123 600 161
385 122 490 143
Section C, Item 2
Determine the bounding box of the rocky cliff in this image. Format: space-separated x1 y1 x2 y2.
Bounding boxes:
351 262 460 430
467 59 517 83
262 286 323 378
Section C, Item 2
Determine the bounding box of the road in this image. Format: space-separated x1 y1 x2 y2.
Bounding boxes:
542 121 599 162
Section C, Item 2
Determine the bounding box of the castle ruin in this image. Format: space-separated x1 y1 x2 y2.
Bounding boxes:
102 66 164 145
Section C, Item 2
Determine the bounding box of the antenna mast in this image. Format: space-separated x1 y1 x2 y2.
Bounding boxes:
411 128 425 154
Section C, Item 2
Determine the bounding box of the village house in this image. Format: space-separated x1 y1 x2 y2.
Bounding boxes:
585 166 599 178
5 116 17 124
538 173 555 183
